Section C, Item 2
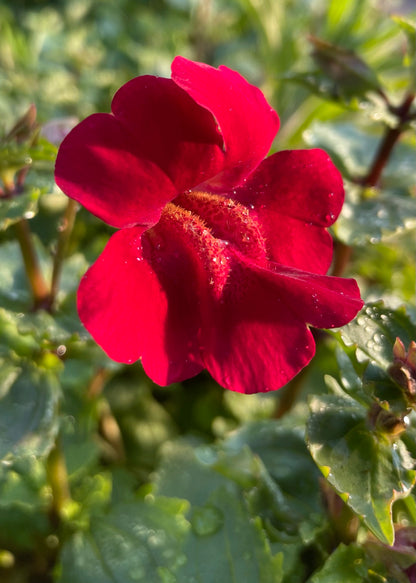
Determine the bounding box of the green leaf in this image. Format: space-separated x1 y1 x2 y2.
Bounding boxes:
392 16 416 89
340 303 416 371
308 543 387 583
0 188 41 230
0 239 50 310
224 420 323 520
176 486 282 583
309 36 383 98
58 496 190 583
0 455 51 551
0 359 60 460
307 394 416 544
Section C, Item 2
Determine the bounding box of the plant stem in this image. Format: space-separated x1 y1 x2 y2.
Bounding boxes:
14 219 51 309
50 199 78 309
331 240 352 278
364 92 415 188
331 91 414 277
46 435 71 528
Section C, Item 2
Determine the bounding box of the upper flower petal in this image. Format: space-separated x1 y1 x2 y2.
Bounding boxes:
77 225 204 384
111 76 226 193
234 149 345 227
55 113 177 228
171 56 279 190
257 212 334 273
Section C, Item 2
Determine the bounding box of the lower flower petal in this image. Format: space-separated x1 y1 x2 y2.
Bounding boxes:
202 257 316 394
77 226 204 385
266 262 364 329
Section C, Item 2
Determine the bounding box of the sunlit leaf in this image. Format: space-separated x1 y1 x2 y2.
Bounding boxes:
308 543 390 583
340 303 416 371
307 393 416 544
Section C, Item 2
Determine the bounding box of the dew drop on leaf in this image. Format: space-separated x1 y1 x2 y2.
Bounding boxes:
191 505 224 537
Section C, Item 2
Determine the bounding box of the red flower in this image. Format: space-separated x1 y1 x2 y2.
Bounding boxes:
55 57 363 394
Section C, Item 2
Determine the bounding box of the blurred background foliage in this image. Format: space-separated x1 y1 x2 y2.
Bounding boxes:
0 0 415 581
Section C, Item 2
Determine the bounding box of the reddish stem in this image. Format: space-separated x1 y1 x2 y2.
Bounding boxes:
331 91 414 277
363 93 415 188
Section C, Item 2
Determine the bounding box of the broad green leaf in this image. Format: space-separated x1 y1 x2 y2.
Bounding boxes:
308 543 389 583
156 440 283 582
340 303 416 370
176 486 282 583
224 420 323 520
0 239 50 310
307 394 416 544
0 359 60 460
58 496 190 583
155 440 239 506
0 188 41 230
0 455 51 550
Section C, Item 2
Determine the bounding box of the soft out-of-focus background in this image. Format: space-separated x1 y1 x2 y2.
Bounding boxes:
0 0 412 144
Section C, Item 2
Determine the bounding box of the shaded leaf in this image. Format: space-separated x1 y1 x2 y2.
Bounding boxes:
224 420 323 520
59 496 190 583
0 239 49 310
0 359 60 460
0 188 41 230
309 36 383 97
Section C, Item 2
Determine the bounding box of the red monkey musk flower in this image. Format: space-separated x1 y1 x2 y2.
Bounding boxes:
55 56 363 394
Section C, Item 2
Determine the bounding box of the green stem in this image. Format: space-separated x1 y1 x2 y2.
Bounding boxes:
46 435 71 528
49 199 78 309
14 219 51 309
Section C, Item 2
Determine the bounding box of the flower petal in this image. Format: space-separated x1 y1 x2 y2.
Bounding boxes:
259 211 334 273
267 262 364 329
202 256 316 394
235 149 344 227
171 56 279 190
55 113 177 229
77 226 204 384
111 76 226 193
